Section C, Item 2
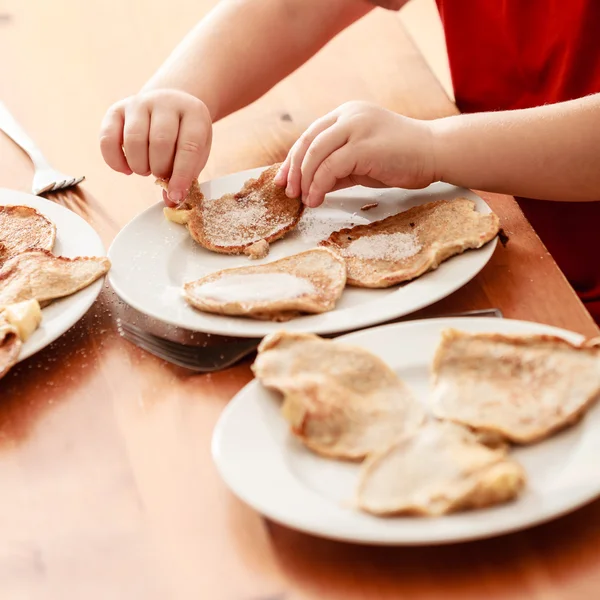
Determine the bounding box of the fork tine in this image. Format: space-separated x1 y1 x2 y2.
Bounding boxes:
117 320 257 371
122 331 197 368
35 173 85 195
119 325 185 363
120 324 224 363
118 323 200 363
121 321 257 361
120 328 225 371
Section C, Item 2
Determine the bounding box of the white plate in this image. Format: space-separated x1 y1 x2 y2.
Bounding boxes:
108 167 497 337
212 317 600 545
0 189 106 361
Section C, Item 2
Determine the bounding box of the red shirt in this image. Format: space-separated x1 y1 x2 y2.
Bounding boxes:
435 0 600 322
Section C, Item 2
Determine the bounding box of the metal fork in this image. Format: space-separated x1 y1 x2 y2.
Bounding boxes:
117 319 260 372
0 101 85 195
117 308 503 373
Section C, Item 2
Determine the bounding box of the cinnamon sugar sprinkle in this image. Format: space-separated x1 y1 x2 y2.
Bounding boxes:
201 192 286 247
343 232 422 261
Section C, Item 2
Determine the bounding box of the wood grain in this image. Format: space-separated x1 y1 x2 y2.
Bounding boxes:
0 1 599 599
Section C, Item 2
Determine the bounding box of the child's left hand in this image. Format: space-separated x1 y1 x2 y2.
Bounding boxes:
274 101 437 207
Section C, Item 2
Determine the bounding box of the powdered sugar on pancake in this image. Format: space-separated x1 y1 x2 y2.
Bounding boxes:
189 273 316 304
343 232 421 262
294 208 370 243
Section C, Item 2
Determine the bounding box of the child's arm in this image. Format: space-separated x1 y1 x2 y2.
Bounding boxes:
434 94 600 201
143 0 373 122
99 0 372 204
277 95 600 207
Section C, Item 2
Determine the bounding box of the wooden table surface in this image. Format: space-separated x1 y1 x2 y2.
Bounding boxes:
1 2 599 599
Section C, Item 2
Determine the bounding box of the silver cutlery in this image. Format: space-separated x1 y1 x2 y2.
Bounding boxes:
117 319 260 372
0 100 85 195
116 307 503 373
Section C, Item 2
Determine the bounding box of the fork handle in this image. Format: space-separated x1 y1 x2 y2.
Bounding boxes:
0 101 49 168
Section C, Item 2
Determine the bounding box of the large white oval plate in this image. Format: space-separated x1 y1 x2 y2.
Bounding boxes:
108 167 497 337
0 189 107 361
212 317 600 545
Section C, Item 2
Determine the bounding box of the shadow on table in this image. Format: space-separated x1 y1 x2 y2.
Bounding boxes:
42 186 120 241
266 501 600 598
0 286 118 446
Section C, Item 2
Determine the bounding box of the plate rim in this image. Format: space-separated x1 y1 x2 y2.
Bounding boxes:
0 188 107 362
107 168 498 338
211 317 600 546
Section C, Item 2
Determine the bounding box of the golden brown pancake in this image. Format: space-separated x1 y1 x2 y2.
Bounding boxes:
321 198 499 288
252 332 425 459
356 421 525 516
430 329 600 444
0 205 56 262
159 165 304 254
0 249 110 307
184 248 346 321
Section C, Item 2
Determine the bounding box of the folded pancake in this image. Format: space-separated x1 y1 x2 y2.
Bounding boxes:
0 249 110 307
0 205 56 261
184 248 346 321
159 165 303 254
430 329 600 444
0 316 21 380
356 421 525 516
321 198 499 288
252 332 425 459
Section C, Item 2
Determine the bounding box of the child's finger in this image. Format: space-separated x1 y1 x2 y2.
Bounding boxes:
168 113 211 204
149 108 180 180
274 157 290 186
305 146 355 208
99 106 132 175
300 125 349 198
286 113 337 198
123 105 151 176
162 189 177 207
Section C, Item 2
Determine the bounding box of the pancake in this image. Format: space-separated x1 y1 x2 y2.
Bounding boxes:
252 332 425 459
159 165 303 254
430 329 600 444
0 205 56 261
321 198 499 288
356 421 525 516
184 248 346 321
0 249 110 307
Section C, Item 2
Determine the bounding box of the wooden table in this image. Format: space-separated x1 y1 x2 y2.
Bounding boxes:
1 2 599 599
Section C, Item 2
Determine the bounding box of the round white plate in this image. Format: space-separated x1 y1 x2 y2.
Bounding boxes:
212 317 600 545
0 189 107 361
108 167 497 337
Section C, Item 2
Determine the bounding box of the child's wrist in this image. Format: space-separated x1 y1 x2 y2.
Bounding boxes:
429 115 459 185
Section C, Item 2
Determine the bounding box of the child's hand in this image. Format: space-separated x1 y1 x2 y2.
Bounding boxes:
274 102 437 208
99 90 212 206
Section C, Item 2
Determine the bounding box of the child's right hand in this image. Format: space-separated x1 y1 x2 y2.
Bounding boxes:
99 89 212 206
